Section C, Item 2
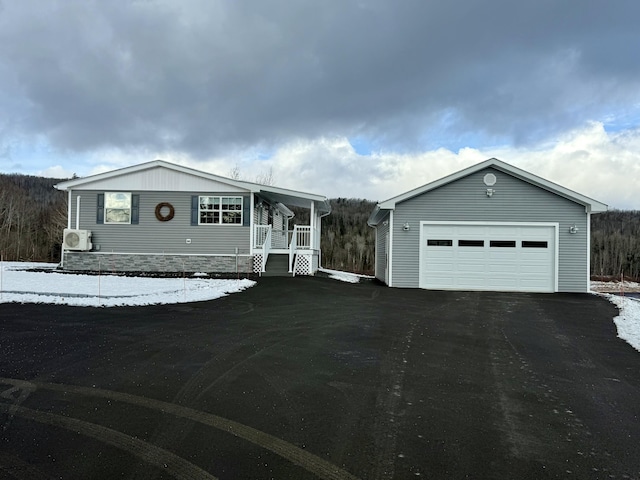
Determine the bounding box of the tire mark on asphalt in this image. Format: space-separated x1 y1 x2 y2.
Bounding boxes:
0 379 35 431
0 403 217 480
0 378 360 480
0 452 53 480
369 320 416 480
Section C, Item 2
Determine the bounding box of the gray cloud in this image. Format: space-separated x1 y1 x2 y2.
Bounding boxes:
1 0 639 156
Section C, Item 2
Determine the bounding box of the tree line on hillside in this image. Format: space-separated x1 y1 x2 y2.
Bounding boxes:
0 174 67 262
291 198 377 274
591 210 640 280
1 172 639 280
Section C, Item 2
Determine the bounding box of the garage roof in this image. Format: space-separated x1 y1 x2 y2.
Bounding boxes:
368 158 608 226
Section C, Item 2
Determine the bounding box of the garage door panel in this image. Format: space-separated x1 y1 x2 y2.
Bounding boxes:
457 277 489 288
457 263 486 273
458 226 488 235
489 251 518 261
421 223 555 292
488 226 519 236
520 264 550 274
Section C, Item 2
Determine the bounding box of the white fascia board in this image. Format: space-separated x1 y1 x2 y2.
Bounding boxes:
376 158 608 213
368 206 391 226
54 160 251 192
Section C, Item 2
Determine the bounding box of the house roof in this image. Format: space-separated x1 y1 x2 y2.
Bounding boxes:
368 158 608 226
54 160 331 213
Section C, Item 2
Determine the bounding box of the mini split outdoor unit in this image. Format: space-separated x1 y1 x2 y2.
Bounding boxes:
63 229 92 251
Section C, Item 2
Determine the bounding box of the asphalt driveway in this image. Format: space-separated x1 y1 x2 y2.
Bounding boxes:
1 277 639 479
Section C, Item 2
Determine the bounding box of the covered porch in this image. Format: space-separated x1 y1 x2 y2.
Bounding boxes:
250 188 330 276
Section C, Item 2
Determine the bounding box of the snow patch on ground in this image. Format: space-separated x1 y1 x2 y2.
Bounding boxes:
319 268 373 284
0 262 255 307
591 280 640 293
601 293 640 353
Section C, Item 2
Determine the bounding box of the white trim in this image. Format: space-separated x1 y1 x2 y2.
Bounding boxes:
67 190 72 229
586 212 591 292
420 221 560 227
250 193 255 248
388 211 394 287
65 252 253 257
76 195 81 229
419 221 559 292
374 225 378 280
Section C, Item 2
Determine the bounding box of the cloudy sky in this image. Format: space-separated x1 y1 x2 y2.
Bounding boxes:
1 0 639 208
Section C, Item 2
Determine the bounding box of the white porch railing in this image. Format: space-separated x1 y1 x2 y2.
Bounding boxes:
254 224 319 275
254 225 270 249
261 226 272 274
253 225 273 274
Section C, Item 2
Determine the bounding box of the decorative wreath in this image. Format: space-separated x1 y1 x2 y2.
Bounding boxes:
155 202 175 222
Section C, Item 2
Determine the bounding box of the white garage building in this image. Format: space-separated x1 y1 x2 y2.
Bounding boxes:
367 159 608 293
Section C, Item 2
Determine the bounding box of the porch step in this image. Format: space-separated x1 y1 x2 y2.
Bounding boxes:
262 254 293 277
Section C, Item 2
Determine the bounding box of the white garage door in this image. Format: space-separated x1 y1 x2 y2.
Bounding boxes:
420 223 556 292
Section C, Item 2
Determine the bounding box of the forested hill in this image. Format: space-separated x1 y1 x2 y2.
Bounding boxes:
591 210 640 280
1 173 639 280
291 198 377 274
0 173 67 262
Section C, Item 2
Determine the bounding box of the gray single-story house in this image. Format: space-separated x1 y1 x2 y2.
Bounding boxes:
367 158 608 293
54 160 331 276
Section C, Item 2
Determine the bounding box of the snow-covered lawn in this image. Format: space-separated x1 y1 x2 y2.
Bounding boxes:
318 267 373 284
589 280 640 352
598 293 640 353
590 279 640 293
0 262 255 307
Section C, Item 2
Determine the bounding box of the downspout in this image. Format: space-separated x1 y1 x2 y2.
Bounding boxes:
76 195 81 230
586 208 591 293
67 191 72 229
61 190 72 269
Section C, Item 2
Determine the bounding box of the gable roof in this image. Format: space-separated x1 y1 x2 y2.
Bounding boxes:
54 160 331 213
368 158 607 225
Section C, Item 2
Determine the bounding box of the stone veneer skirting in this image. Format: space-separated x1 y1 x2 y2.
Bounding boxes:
63 252 254 274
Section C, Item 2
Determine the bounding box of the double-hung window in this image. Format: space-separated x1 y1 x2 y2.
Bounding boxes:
199 196 243 225
105 192 132 224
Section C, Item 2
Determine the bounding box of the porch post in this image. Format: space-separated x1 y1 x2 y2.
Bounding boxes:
309 200 315 250
250 193 255 251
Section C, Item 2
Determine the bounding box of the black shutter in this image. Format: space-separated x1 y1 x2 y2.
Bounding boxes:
131 194 140 224
243 196 250 226
96 193 104 224
191 195 199 225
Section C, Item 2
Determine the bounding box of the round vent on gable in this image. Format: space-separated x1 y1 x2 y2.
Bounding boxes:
65 232 80 248
483 173 497 186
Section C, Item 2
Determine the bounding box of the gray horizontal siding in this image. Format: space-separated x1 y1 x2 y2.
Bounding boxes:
71 190 250 255
391 167 588 292
374 213 390 283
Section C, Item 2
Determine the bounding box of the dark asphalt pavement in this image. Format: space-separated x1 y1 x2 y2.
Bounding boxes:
1 276 639 479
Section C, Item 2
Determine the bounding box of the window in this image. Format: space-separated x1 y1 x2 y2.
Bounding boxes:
427 239 453 246
490 240 516 248
522 241 548 248
199 196 243 225
458 240 484 247
105 192 132 224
